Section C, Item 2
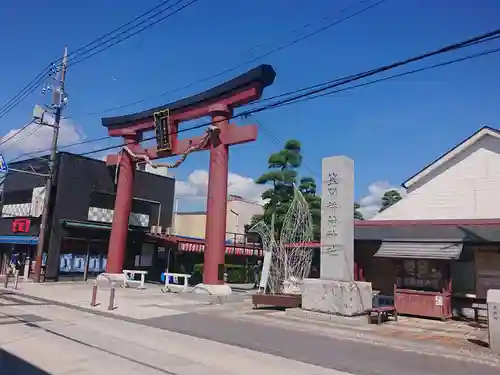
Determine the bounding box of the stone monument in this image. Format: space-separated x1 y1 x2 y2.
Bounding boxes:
301 156 373 317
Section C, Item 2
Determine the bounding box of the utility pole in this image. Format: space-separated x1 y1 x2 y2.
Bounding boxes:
33 47 69 282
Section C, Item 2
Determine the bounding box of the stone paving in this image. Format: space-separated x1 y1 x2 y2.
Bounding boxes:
0 296 350 375
2 285 500 374
10 281 214 319
3 282 497 367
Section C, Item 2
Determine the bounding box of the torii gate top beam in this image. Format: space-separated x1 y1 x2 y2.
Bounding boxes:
101 64 276 136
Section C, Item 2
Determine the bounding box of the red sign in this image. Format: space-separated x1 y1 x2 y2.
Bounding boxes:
12 219 31 233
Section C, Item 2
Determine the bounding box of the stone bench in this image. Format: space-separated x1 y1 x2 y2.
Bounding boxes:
366 306 398 325
161 272 191 293
122 270 147 289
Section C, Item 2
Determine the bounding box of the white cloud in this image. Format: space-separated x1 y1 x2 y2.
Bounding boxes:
1 115 85 155
358 180 407 219
175 169 266 204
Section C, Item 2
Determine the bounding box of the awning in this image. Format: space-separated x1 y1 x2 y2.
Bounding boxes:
62 220 112 230
374 241 463 260
0 236 38 245
178 242 263 257
61 220 143 232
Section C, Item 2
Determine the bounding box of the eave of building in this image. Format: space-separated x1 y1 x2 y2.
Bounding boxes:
356 218 500 227
294 219 500 247
402 126 500 189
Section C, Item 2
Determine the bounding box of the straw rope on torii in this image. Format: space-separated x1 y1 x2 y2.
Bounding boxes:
113 125 218 183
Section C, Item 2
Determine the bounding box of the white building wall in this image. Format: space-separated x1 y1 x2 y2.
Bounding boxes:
226 198 264 234
173 197 264 238
374 134 500 220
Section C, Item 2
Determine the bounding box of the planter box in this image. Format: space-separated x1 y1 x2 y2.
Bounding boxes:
252 293 302 309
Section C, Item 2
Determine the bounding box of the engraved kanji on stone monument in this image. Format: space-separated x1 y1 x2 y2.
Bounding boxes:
320 156 355 282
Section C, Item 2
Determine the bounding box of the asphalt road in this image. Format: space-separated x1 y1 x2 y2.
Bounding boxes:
5 291 499 375
142 312 499 375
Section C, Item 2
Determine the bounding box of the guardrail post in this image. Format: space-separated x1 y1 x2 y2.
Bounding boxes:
90 281 98 307
108 282 116 310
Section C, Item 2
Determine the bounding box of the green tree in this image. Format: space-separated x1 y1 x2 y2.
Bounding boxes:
379 189 402 212
250 140 321 240
298 177 321 238
354 202 364 220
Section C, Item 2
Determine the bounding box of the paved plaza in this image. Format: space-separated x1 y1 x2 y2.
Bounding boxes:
0 282 499 374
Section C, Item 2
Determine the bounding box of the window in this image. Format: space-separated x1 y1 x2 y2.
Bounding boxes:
395 259 445 292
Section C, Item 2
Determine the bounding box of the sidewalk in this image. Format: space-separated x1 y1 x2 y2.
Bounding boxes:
0 302 351 375
5 282 498 367
9 281 215 319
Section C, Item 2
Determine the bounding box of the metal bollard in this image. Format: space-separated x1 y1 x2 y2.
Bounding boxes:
3 273 9 288
90 282 98 307
108 282 116 311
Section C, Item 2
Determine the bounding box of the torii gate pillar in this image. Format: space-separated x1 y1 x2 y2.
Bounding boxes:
203 106 230 286
106 136 137 274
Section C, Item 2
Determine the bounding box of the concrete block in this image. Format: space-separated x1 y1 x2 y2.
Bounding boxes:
487 288 500 354
96 273 125 289
193 283 232 296
301 278 372 316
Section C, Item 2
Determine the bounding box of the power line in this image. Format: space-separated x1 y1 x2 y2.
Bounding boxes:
0 0 199 122
0 73 51 120
10 29 500 163
65 0 388 119
64 0 181 62
67 30 500 159
0 65 53 117
271 46 500 109
2 124 43 153
67 0 200 68
0 120 36 148
238 0 372 58
7 135 113 163
246 29 500 115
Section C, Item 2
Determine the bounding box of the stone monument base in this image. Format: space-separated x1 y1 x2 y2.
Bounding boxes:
286 307 369 326
301 278 372 316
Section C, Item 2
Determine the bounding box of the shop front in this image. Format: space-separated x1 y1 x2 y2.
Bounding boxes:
372 241 458 320
355 219 500 320
0 217 41 275
168 234 263 284
54 220 161 281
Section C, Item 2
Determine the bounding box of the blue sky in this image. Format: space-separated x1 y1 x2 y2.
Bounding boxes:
1 0 499 214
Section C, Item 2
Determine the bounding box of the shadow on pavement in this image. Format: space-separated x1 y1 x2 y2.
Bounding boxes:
467 338 489 348
0 348 51 374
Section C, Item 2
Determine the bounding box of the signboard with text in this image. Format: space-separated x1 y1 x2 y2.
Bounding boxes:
12 218 31 233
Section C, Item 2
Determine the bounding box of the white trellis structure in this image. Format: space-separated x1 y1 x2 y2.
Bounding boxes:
250 185 314 295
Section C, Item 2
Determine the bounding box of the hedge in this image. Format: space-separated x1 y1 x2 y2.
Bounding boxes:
192 263 250 283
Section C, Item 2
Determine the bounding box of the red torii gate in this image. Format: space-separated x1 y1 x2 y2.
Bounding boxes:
102 65 275 292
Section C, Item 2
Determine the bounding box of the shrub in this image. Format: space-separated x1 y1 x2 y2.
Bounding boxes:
193 263 247 283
